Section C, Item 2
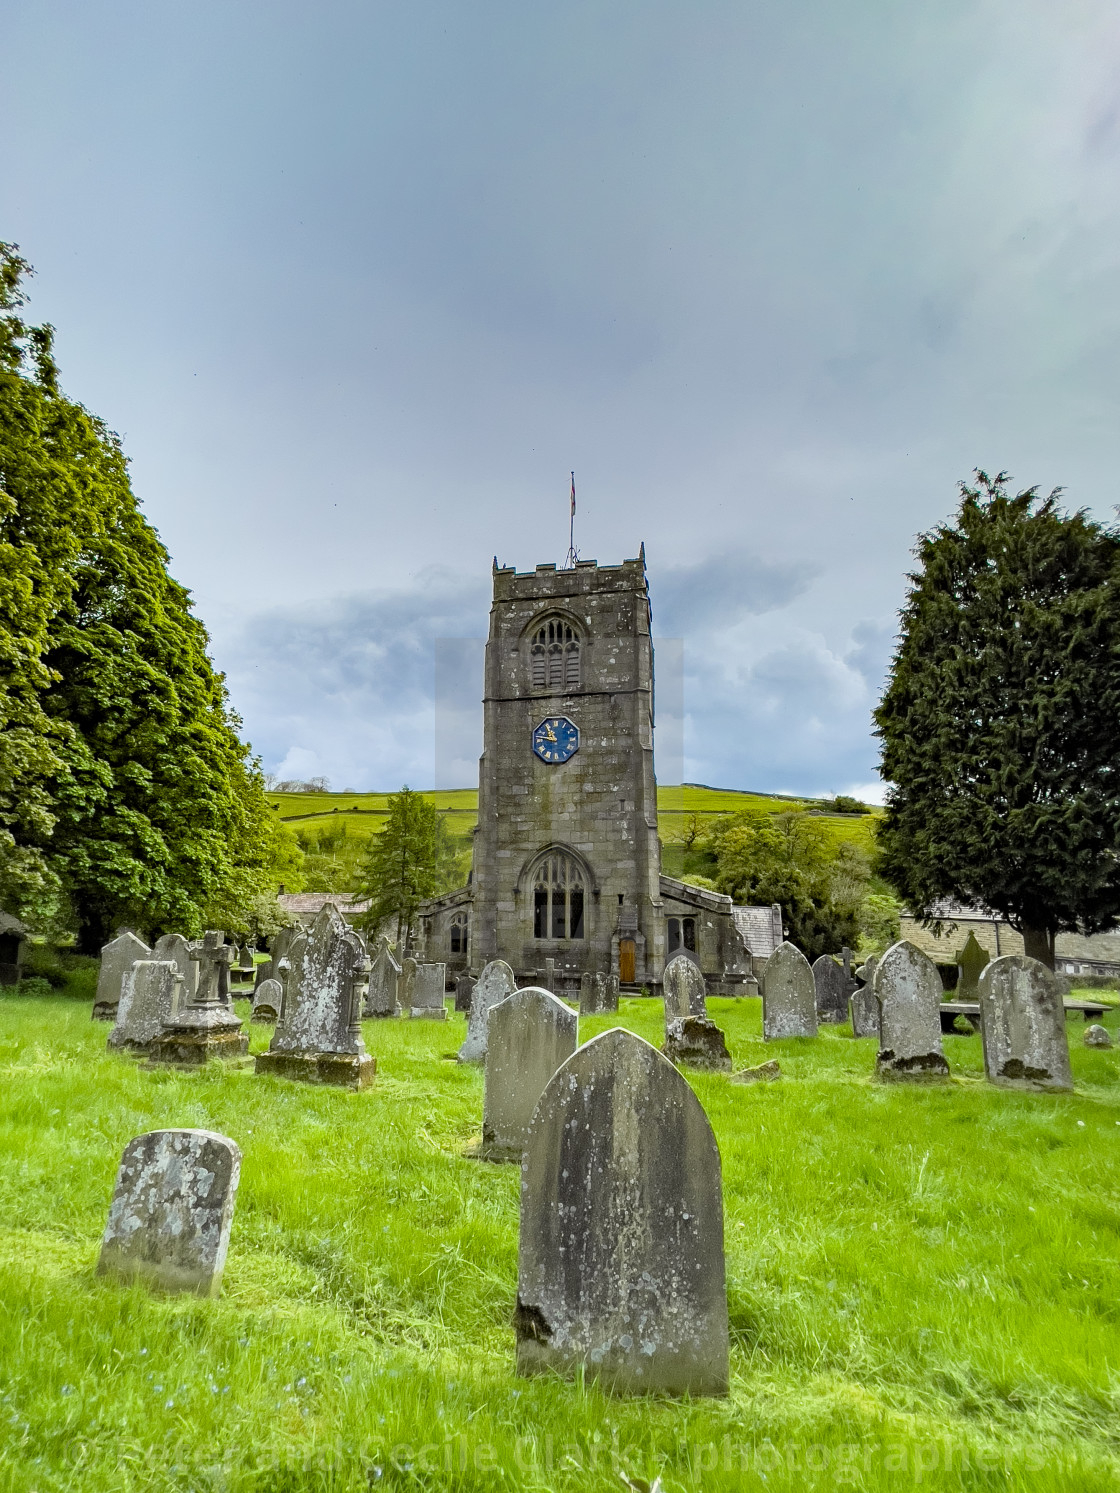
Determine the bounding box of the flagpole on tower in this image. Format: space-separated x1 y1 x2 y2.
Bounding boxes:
565 471 579 568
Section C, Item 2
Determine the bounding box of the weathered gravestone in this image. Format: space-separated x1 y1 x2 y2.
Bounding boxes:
458 959 517 1064
761 941 817 1040
148 932 247 1065
516 1027 729 1396
152 933 197 1002
1085 1024 1113 1049
256 904 374 1088
956 932 989 1001
480 987 577 1161
978 955 1072 1091
97 1129 240 1297
730 1058 782 1085
581 970 619 1015
92 931 150 1022
410 962 447 1019
850 956 881 1039
663 954 707 1022
663 1015 731 1071
251 977 283 1024
108 960 182 1053
813 954 850 1025
398 956 417 1012
873 940 949 1080
454 970 476 1014
363 937 402 1017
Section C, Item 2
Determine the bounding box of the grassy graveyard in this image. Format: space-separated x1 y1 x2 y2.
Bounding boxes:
1 988 1119 1492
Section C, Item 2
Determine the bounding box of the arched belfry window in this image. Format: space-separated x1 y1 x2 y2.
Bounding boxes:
532 851 585 940
529 618 580 691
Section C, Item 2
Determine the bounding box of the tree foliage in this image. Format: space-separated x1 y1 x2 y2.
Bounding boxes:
355 787 462 948
875 471 1120 966
0 244 287 945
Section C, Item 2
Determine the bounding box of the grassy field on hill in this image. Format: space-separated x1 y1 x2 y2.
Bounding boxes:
1 985 1118 1490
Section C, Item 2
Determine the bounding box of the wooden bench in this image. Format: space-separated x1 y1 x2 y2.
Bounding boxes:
939 998 1107 1033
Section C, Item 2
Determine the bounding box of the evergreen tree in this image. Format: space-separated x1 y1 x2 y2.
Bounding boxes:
356 787 459 948
875 471 1120 967
0 243 287 944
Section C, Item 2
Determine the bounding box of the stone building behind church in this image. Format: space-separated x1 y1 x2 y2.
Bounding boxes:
417 550 754 994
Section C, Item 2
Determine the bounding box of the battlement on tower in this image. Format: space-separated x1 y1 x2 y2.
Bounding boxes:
492 551 647 602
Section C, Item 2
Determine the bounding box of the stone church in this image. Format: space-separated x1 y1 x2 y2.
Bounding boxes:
417 550 756 994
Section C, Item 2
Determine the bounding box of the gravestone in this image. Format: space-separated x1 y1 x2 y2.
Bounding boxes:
256 904 374 1088
108 960 182 1052
873 940 949 1080
516 1027 729 1396
1085 1024 1112 1049
152 933 198 1002
410 962 447 1019
581 970 619 1015
850 955 880 1039
458 959 517 1064
148 932 247 1065
662 1015 731 1071
454 971 476 1014
730 1058 781 1084
956 932 989 1001
813 955 850 1024
97 1129 240 1297
480 987 576 1161
92 931 150 1022
544 957 556 990
251 977 283 1024
978 955 1072 1091
663 954 707 1022
761 941 817 1039
363 937 402 1017
398 956 417 1012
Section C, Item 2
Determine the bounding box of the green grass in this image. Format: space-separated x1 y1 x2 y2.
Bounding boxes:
2 990 1118 1491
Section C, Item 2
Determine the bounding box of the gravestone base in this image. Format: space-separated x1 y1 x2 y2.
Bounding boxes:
250 1008 278 1025
476 1130 523 1164
662 1016 732 1072
989 1060 1068 1091
366 1006 400 1019
91 1002 117 1023
730 1059 781 1084
875 1050 950 1081
149 1028 249 1066
255 1049 376 1089
410 1006 447 1021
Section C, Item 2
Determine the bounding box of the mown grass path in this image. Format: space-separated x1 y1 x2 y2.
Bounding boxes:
0 994 1118 1490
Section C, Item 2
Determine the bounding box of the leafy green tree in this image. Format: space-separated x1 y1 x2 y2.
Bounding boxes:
706 806 865 959
355 787 461 948
0 243 287 945
875 471 1120 968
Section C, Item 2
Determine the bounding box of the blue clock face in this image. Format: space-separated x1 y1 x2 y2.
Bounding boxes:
532 715 580 764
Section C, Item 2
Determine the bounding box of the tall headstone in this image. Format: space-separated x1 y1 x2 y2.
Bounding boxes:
813 955 850 1024
873 940 949 1080
956 932 989 1001
153 933 197 1001
458 959 517 1064
978 955 1072 1091
850 956 880 1039
148 931 247 1065
663 954 707 1022
410 962 447 1019
251 977 283 1024
256 904 374 1088
544 957 556 990
97 1129 240 1297
516 1028 729 1396
454 970 476 1014
108 960 182 1052
363 937 402 1017
480 987 577 1161
761 941 817 1040
581 970 619 1015
398 956 417 1012
92 931 150 1022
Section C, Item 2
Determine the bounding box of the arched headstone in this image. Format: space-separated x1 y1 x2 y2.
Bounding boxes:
153 933 197 1001
978 955 1072 1090
663 954 706 1022
956 932 989 1001
92 931 150 1022
516 1027 729 1396
480 987 576 1160
458 959 516 1064
761 942 817 1039
873 940 949 1080
251 977 283 1024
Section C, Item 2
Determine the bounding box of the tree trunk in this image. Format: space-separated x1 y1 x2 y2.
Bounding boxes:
1022 924 1055 970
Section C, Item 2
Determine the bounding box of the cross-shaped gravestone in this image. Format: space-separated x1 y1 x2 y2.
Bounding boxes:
148 930 246 1066
956 931 989 1001
191 930 235 1006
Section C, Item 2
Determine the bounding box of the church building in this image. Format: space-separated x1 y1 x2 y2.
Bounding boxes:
417 550 753 994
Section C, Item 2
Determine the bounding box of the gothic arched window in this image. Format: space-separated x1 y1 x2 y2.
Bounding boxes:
529 618 580 691
450 912 469 955
532 851 585 940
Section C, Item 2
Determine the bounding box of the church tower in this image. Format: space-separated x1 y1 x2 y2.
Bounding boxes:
471 551 664 985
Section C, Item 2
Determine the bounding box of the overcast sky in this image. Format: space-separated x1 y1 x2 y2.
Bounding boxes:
6 1 1120 797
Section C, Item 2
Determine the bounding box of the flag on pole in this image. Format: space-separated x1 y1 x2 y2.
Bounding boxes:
570 471 576 517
